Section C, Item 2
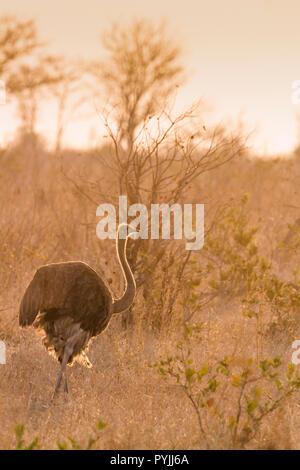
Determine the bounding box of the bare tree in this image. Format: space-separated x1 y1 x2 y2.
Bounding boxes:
99 105 244 327
71 18 246 329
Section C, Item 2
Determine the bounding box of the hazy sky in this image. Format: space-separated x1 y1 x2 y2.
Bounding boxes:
1 0 300 154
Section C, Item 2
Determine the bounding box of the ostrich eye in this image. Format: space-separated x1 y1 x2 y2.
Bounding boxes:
60 336 64 341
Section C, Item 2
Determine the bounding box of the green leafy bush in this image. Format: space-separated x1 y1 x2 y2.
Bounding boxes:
154 331 300 449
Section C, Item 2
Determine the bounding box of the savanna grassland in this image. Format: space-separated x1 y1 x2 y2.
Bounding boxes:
1 134 300 450
1 13 300 451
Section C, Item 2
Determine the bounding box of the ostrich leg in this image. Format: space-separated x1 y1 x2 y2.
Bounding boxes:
64 372 69 393
54 344 73 395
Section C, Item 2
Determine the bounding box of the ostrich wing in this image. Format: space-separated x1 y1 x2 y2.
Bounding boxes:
19 262 112 333
19 267 49 326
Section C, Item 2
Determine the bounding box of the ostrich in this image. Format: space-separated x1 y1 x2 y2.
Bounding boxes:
19 223 136 394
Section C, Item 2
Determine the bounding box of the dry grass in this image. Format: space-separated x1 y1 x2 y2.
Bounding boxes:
1 137 300 449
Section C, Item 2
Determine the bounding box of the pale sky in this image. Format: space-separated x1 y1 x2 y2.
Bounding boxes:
1 0 300 154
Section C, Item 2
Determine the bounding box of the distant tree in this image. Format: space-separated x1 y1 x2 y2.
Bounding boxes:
92 18 184 150
0 16 84 145
48 59 90 154
0 16 40 77
7 56 65 136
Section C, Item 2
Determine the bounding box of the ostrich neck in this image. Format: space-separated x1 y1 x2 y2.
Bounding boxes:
112 232 136 314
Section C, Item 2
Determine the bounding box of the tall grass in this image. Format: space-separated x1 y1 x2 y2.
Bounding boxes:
1 135 300 449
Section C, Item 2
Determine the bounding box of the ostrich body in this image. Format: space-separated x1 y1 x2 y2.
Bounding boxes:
19 224 136 394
